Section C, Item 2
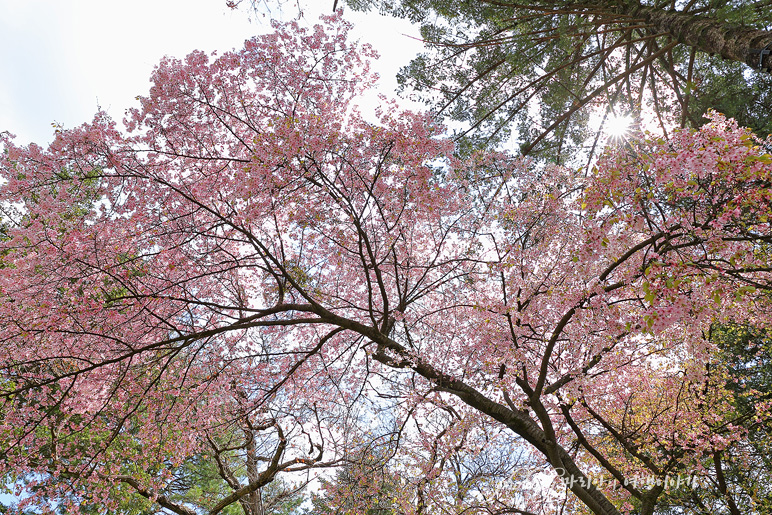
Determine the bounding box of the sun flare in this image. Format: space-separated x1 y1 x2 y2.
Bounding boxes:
606 114 633 139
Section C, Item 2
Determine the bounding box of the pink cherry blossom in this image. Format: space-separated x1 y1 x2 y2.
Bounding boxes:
2 13 772 515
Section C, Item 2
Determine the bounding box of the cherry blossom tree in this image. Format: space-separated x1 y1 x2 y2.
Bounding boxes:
2 13 772 515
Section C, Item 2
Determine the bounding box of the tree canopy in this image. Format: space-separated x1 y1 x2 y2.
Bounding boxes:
2 12 772 515
342 0 772 160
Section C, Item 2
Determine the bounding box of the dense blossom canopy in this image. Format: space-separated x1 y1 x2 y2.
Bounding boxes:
1 13 772 515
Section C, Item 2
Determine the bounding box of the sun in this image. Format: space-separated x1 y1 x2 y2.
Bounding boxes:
606 114 633 139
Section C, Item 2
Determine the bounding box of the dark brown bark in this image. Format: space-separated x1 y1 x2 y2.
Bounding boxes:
325 310 625 515
616 0 772 71
713 451 743 515
117 476 199 515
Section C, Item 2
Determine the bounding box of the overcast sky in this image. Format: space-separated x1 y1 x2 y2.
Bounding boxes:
0 0 424 146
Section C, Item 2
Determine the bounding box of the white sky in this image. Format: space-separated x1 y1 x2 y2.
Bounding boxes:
0 0 423 507
0 0 425 146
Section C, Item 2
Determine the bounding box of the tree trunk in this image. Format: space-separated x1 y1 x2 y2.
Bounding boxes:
363 324 625 515
617 0 772 71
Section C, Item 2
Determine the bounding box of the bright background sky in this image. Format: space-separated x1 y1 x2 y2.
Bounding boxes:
0 0 424 146
0 0 422 506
